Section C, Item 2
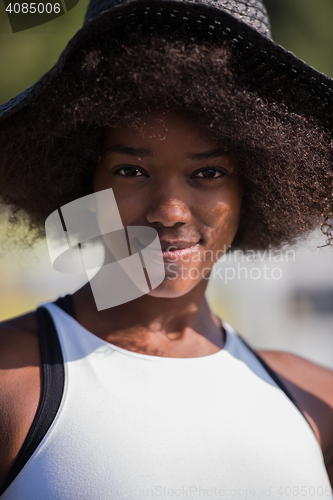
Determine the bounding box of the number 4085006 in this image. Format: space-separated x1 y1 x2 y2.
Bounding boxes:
5 2 61 13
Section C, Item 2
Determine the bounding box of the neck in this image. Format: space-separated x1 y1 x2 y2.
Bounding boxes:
72 280 225 358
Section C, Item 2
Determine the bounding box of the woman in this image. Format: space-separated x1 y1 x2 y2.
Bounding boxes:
0 0 333 496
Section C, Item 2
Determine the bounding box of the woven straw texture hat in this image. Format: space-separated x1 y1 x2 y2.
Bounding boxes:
0 0 332 125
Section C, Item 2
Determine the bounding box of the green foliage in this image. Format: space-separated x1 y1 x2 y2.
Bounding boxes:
0 0 90 105
265 0 333 77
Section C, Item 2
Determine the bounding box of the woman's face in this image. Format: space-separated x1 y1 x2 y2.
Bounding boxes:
93 110 243 298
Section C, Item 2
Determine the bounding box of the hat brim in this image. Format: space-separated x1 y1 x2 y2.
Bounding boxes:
1 0 333 124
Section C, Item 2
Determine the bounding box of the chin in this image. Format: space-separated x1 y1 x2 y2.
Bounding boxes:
147 276 204 299
147 288 188 299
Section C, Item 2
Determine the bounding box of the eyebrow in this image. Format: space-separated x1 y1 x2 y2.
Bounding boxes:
105 145 153 157
187 148 230 160
105 145 230 160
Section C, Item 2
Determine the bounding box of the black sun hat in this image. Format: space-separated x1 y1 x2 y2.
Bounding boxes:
0 0 333 125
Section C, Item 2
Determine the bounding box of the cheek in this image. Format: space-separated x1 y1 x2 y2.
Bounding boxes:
202 189 243 248
113 191 148 227
93 170 145 225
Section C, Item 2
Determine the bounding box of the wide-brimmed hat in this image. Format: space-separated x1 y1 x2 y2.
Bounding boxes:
0 0 332 125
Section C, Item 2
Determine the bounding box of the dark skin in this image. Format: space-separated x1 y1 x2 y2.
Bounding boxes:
0 111 333 488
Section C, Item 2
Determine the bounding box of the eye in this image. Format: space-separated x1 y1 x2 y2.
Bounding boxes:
193 168 228 179
114 166 146 177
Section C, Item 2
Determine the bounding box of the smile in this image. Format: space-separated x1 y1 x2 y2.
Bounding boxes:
139 239 202 264
160 240 202 262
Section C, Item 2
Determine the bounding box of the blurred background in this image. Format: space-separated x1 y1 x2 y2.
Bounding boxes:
0 0 333 366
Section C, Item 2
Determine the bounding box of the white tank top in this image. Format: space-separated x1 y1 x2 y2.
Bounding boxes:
1 302 331 499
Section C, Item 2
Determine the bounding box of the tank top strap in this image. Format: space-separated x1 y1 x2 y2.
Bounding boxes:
54 294 76 319
236 333 315 436
0 298 66 497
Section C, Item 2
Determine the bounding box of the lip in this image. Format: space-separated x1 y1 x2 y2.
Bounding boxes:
159 240 200 251
139 238 202 264
159 240 202 262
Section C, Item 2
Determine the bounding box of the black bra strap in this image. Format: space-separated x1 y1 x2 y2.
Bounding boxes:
54 294 76 319
237 333 316 436
0 298 68 496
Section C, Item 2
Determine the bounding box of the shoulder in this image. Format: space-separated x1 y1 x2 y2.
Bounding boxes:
0 310 39 364
0 311 41 488
257 349 333 409
0 311 41 385
257 349 333 478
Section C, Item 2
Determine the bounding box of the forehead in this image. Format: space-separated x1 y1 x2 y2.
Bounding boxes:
101 110 223 155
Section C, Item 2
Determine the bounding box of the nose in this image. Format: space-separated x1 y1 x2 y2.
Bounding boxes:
146 181 192 228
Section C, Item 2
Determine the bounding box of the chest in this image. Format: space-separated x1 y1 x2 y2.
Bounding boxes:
3 349 331 500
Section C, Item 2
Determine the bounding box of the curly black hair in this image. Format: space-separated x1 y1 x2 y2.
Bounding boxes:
0 33 332 251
